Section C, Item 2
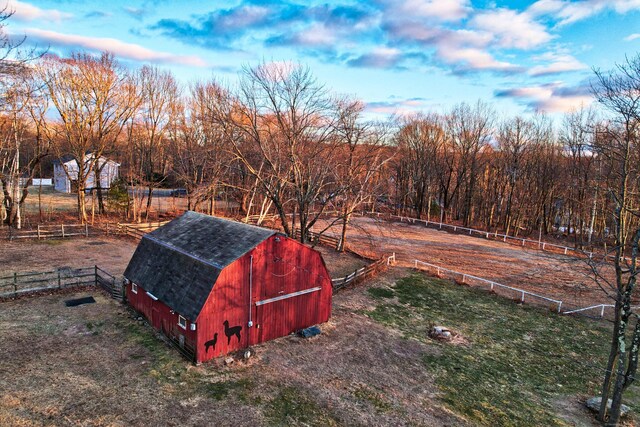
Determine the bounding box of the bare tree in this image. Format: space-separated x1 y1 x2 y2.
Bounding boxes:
41 52 138 222
446 101 494 227
129 65 177 221
333 98 392 251
590 54 640 425
394 113 444 220
207 62 339 242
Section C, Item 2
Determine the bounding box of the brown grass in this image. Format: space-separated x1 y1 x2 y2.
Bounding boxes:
318 216 615 311
0 268 462 426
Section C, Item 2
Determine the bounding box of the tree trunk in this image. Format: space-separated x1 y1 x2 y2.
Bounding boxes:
339 206 351 252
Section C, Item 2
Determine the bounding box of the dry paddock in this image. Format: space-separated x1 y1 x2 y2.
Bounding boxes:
0 220 620 425
0 270 464 426
321 216 615 313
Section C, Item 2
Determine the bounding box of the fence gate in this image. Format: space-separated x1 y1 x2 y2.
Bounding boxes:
94 266 123 300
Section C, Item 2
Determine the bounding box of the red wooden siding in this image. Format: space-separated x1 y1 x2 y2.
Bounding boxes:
195 235 332 363
126 282 197 355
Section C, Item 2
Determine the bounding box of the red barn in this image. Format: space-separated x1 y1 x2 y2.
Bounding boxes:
123 211 332 363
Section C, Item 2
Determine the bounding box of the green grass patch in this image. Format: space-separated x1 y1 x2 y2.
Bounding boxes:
205 378 252 401
266 386 339 426
366 273 638 426
367 287 395 299
352 384 392 413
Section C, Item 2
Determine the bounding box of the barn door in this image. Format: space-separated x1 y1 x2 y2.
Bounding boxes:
151 305 161 329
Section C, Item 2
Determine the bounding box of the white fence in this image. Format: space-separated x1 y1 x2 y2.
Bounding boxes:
414 259 565 313
365 212 595 259
413 258 640 319
412 258 633 319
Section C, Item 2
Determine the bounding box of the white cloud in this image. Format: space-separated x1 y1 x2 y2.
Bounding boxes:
294 24 336 46
625 33 640 41
528 0 640 26
396 0 471 21
23 28 207 67
529 53 588 76
7 0 72 22
471 8 553 49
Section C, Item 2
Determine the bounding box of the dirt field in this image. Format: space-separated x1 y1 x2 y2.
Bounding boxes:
0 269 464 427
321 216 614 312
0 235 368 283
0 237 137 276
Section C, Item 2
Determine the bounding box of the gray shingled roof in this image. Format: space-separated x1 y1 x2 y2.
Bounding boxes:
124 211 276 321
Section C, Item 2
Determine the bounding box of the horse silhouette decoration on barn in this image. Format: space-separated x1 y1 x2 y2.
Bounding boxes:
223 320 242 345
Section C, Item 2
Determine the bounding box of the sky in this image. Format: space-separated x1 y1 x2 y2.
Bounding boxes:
4 0 640 119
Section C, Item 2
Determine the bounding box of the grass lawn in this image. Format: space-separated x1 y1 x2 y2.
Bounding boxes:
366 272 640 426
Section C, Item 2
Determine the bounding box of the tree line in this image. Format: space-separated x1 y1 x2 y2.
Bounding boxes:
1 47 634 253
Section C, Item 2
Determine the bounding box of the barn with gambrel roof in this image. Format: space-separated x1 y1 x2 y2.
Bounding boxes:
123 211 333 362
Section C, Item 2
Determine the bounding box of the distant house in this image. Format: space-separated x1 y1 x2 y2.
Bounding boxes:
123 211 333 363
53 154 119 193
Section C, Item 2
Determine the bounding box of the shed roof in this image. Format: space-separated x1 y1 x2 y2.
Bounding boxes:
124 211 276 321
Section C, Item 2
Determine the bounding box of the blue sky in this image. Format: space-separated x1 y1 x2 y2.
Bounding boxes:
5 0 640 118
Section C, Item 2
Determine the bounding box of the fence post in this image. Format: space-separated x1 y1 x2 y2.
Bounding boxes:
557 301 563 313
462 274 466 284
61 224 65 238
37 225 41 239
13 272 17 298
85 223 89 237
600 305 605 318
521 291 525 302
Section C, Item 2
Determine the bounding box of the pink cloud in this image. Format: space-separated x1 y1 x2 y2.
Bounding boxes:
496 82 593 113
529 53 588 76
23 28 207 67
7 0 72 22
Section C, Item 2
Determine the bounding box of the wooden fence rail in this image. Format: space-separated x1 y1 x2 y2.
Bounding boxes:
108 221 170 240
7 224 89 241
293 229 341 249
331 253 395 291
0 265 121 300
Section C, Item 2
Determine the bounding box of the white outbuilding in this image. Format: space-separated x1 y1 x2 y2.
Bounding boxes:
53 154 120 194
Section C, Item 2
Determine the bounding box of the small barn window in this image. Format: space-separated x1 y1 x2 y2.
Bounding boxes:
131 283 138 294
178 315 187 329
